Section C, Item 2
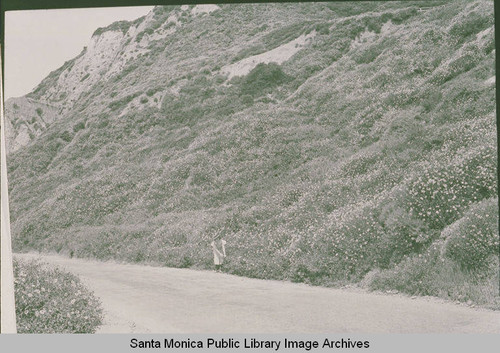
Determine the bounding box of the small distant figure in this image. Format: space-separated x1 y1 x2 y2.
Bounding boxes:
211 238 226 272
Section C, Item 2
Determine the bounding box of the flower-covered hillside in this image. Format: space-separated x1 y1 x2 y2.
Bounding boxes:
6 1 498 307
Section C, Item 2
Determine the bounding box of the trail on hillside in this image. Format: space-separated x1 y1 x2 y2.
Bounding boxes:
15 253 500 333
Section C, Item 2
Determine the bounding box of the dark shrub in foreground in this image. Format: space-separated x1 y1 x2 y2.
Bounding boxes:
14 259 103 333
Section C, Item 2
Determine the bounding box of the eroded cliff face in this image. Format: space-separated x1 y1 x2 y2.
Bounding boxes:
5 5 223 152
5 13 144 152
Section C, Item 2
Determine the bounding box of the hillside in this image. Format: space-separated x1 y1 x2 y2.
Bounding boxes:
5 1 498 307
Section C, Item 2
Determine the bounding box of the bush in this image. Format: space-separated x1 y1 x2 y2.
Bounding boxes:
240 94 254 106
146 87 162 96
14 259 103 333
364 248 500 308
232 44 266 63
405 145 497 229
420 88 443 113
261 21 310 49
448 11 493 43
93 20 132 36
340 152 380 177
390 7 418 25
60 130 72 142
443 198 499 270
314 23 331 35
108 92 141 111
112 63 138 82
239 62 290 97
80 73 90 82
431 44 484 84
364 246 442 295
377 204 433 267
73 121 86 133
315 202 387 280
353 42 385 64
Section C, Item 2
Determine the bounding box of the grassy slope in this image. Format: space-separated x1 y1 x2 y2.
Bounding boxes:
7 1 498 307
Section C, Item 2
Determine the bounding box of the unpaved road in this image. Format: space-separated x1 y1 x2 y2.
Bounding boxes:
15 253 500 333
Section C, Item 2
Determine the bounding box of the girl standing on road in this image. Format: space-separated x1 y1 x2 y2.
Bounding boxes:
211 238 226 272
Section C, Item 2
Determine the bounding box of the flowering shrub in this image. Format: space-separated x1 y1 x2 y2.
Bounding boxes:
364 247 441 295
431 44 485 84
364 247 499 308
443 198 499 270
340 151 380 177
14 259 103 333
448 10 493 44
317 200 387 280
377 204 433 267
6 0 497 308
406 145 497 229
352 39 393 65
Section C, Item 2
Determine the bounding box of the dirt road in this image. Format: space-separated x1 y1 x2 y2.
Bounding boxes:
14 253 500 333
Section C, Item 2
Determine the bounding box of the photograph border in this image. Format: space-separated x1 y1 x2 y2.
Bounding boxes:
1 0 499 347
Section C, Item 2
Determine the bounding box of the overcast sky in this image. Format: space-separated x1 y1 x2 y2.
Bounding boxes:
4 6 154 99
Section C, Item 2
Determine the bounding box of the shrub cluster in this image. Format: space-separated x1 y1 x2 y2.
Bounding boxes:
7 0 498 309
261 21 311 49
72 121 86 133
364 246 442 296
431 44 486 84
443 198 499 270
231 44 266 63
93 20 133 37
448 10 493 43
405 145 497 229
239 63 290 97
14 259 103 333
136 6 177 43
108 92 141 111
364 247 499 308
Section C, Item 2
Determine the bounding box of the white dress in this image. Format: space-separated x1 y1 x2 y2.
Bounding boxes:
211 242 223 265
211 240 226 265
